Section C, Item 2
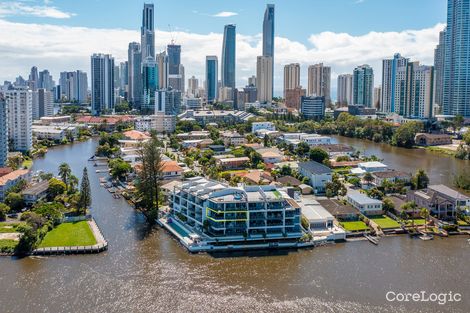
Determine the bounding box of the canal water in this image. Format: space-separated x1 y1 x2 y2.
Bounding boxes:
0 138 468 313
333 135 470 187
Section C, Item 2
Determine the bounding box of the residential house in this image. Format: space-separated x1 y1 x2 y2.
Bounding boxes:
347 192 383 215
372 170 412 186
22 180 49 205
298 161 332 195
406 184 470 218
0 169 31 202
161 161 184 180
216 157 250 170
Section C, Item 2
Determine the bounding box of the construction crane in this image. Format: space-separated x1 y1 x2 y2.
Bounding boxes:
168 24 176 45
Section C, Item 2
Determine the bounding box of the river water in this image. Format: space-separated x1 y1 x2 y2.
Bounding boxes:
0 138 468 313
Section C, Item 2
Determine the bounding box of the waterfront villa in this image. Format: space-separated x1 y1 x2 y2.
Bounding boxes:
22 180 49 205
406 185 470 219
351 161 388 175
372 170 412 186
169 177 303 246
347 192 383 215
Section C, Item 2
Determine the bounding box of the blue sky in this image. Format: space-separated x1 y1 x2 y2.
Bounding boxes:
4 0 447 43
0 0 447 96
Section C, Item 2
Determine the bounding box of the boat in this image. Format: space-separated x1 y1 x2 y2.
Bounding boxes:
419 234 434 241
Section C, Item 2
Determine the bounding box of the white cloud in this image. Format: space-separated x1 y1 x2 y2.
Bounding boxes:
0 18 443 97
212 11 238 17
0 1 74 19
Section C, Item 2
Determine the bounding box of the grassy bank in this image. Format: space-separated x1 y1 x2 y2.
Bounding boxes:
38 221 97 247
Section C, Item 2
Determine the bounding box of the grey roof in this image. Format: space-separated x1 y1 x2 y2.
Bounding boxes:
428 185 469 200
299 161 332 175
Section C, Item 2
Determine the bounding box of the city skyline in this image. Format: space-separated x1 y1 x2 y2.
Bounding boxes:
0 1 447 97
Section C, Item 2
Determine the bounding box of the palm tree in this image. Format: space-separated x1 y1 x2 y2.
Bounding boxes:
420 207 430 233
58 163 72 187
363 172 374 187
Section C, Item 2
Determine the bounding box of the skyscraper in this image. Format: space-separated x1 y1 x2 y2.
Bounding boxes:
283 63 300 97
409 65 434 119
59 70 88 104
187 76 199 97
434 29 446 109
263 4 274 100
0 95 8 167
248 75 256 87
119 61 128 96
91 53 115 116
142 56 158 114
156 89 182 115
443 0 470 117
256 56 273 103
38 70 54 91
167 44 184 91
32 88 53 120
221 24 236 89
141 3 155 60
307 63 331 104
381 53 409 113
5 88 33 152
352 64 374 107
373 86 382 110
128 42 142 109
337 74 353 106
28 66 38 91
157 51 169 89
205 56 218 103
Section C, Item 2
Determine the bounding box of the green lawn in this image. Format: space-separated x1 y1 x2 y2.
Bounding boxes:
39 221 97 247
0 222 25 233
404 219 427 226
21 159 33 169
340 221 370 232
371 216 401 229
0 239 18 253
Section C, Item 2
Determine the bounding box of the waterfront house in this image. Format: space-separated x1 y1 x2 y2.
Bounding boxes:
372 170 412 186
352 161 388 175
347 192 383 215
298 161 332 195
216 157 250 170
317 199 359 220
414 133 452 146
22 180 49 205
0 169 31 202
406 184 470 219
170 177 302 242
316 144 355 158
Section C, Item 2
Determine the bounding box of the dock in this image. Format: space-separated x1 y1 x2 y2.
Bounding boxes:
364 234 380 245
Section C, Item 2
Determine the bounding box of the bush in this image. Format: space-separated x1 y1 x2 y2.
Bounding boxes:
442 224 459 232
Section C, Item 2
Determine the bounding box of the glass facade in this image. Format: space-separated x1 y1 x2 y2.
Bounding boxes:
221 24 236 89
443 0 470 117
206 56 218 103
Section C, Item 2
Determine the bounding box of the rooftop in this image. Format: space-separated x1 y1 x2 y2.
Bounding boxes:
299 161 332 175
22 180 49 196
372 170 411 179
123 130 151 141
317 199 359 217
358 161 388 168
428 184 469 200
348 192 382 204
0 169 30 186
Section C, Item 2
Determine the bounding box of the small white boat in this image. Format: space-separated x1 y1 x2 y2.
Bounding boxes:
419 234 434 241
